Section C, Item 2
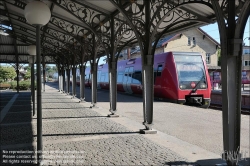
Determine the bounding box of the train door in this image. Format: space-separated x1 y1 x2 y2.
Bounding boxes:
123 67 134 93
97 70 101 89
154 64 163 98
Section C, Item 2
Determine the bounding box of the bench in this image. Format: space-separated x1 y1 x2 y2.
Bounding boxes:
0 83 11 90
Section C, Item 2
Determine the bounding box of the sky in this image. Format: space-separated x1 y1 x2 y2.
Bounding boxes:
200 17 250 46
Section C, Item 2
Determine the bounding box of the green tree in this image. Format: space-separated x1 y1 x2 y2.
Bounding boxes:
24 70 31 80
45 65 57 78
0 66 16 81
24 66 31 71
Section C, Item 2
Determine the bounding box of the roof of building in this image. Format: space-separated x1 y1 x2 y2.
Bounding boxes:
197 28 221 48
161 34 181 47
160 28 221 48
207 65 221 70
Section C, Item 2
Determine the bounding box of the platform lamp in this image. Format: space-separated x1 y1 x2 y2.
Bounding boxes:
28 45 36 117
24 1 51 165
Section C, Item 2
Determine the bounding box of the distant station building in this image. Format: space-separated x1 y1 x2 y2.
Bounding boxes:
119 28 221 71
242 45 250 70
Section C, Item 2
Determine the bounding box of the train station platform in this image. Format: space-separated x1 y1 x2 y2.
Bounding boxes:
1 82 249 165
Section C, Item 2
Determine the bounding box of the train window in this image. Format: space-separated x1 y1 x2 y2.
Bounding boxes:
127 67 134 83
101 74 105 82
128 67 134 73
123 68 129 83
132 71 142 84
117 72 123 83
97 71 101 82
124 67 129 73
157 65 163 76
104 73 109 82
175 55 206 83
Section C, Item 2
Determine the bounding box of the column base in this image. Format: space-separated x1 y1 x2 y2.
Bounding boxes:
79 99 86 103
90 104 98 109
107 114 119 118
139 129 157 134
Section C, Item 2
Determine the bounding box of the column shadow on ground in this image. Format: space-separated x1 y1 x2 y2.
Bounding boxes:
33 131 140 137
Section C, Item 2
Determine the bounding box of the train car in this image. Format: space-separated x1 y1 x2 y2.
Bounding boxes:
75 67 91 87
77 52 211 108
210 70 250 87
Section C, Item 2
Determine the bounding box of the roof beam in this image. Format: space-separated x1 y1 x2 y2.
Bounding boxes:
0 44 29 46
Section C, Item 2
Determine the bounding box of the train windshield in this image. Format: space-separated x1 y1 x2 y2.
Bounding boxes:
174 55 207 89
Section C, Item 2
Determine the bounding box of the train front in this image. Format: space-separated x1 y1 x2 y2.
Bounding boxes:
174 53 211 108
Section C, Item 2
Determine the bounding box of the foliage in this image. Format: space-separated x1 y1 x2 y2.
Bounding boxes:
46 65 57 78
0 66 16 81
10 81 17 89
24 66 31 71
18 81 31 90
24 70 31 80
8 81 36 90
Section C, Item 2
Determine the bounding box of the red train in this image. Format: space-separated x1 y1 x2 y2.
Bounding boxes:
78 52 211 108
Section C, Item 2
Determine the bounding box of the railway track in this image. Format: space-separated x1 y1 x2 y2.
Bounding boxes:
210 103 250 115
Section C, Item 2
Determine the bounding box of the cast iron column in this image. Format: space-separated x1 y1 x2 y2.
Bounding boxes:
91 63 97 107
62 69 65 93
67 68 70 95
16 69 19 93
42 55 45 92
212 1 250 164
108 61 118 116
36 24 43 164
60 68 63 92
142 55 154 130
58 69 61 91
72 66 76 98
31 57 35 116
80 65 86 102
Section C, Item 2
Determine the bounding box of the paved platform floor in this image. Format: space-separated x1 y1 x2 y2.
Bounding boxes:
0 82 249 165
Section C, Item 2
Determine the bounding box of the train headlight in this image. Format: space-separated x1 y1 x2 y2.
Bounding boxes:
179 84 186 89
200 83 206 89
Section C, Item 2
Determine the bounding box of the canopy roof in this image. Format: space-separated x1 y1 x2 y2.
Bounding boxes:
0 0 243 65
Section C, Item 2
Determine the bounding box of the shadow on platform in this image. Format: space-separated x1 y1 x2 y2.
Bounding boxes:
33 131 140 137
0 91 36 165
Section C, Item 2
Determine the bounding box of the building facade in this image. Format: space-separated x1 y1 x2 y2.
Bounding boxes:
242 46 250 70
162 28 220 69
118 28 220 71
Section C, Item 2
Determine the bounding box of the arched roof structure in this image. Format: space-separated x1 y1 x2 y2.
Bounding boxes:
0 0 241 65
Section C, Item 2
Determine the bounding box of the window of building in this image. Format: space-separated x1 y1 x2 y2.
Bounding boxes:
244 60 250 66
193 37 196 46
206 53 211 64
243 49 250 54
188 37 191 46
